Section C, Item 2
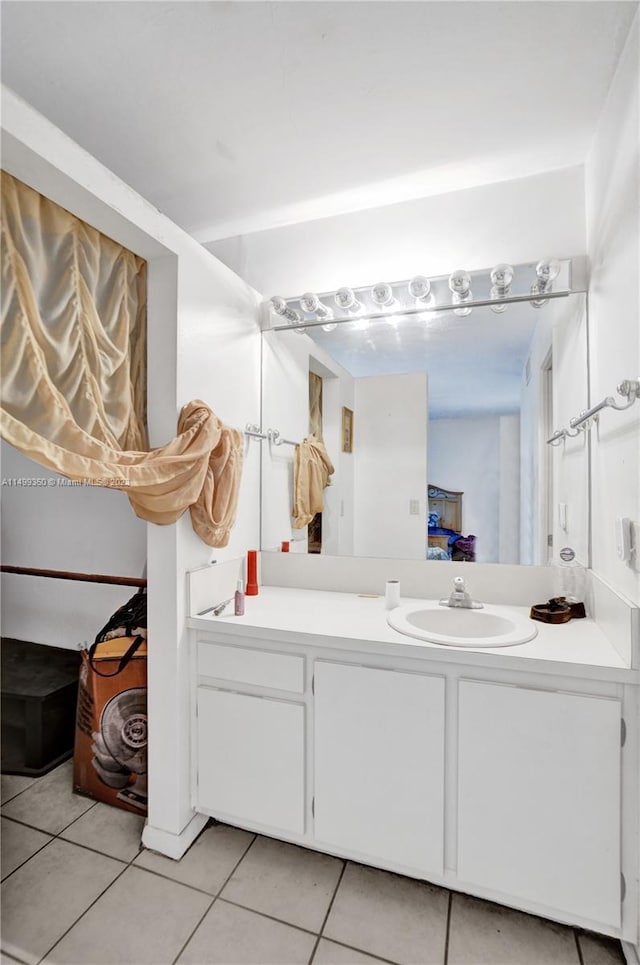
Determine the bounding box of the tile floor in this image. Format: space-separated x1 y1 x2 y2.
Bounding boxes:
1 762 627 965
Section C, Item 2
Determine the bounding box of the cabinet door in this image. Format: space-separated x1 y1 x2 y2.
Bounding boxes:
197 687 305 834
457 680 621 926
314 661 445 874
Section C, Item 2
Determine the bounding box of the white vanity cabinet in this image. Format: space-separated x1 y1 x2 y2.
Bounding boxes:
457 680 622 927
313 661 445 875
194 640 306 835
190 615 635 943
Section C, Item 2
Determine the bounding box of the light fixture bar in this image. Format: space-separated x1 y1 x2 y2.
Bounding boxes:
267 288 573 331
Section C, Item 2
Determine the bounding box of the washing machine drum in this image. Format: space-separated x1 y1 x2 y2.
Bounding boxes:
99 688 147 775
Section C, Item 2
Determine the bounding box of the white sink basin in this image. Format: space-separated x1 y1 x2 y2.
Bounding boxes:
387 601 538 648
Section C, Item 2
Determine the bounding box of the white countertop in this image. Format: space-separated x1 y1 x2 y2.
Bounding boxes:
188 586 635 682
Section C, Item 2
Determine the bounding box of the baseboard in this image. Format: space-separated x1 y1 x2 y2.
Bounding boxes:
141 811 209 860
622 940 640 965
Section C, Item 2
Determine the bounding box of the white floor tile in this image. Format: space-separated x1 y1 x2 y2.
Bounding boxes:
178 899 316 964
44 865 211 965
447 893 580 964
1 775 37 806
313 938 388 964
222 835 343 932
1 761 94 834
1 838 124 965
324 862 448 965
135 822 253 894
1 817 51 880
60 801 145 862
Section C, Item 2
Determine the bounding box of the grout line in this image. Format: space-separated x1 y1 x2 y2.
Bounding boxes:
308 859 347 964
574 929 585 965
170 832 257 965
36 854 136 964
217 895 320 938
443 890 453 965
0 813 131 884
317 937 401 965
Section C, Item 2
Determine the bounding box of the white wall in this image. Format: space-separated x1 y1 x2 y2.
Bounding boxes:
0 441 148 648
260 328 355 556
498 415 521 565
353 373 427 560
429 416 500 563
208 166 586 297
0 87 262 851
585 10 640 607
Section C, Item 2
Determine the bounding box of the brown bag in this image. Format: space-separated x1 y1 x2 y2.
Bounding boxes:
73 636 147 814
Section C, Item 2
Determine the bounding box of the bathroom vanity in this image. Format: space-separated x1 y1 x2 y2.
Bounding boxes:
187 580 639 944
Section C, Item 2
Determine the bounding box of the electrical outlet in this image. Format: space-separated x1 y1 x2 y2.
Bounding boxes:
409 499 420 516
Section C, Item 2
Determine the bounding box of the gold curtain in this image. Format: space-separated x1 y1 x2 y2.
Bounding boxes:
1 172 243 547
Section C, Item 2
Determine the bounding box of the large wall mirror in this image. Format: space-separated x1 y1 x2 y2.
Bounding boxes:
260 267 589 568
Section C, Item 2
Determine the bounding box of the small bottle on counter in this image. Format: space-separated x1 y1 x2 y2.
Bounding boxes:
385 580 401 610
554 547 586 617
235 579 245 616
246 549 259 596
555 547 585 600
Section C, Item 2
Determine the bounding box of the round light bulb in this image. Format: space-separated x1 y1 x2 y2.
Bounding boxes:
371 282 394 306
490 264 514 291
321 323 337 333
408 275 431 301
271 296 302 325
448 270 471 297
300 292 320 313
536 258 561 284
335 287 356 310
271 296 287 315
300 292 332 319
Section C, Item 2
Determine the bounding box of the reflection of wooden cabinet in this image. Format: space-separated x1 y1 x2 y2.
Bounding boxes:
428 484 462 532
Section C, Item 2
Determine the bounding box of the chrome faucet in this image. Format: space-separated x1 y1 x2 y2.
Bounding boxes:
439 576 484 609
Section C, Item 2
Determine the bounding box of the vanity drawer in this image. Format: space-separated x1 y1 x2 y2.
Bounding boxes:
197 640 304 693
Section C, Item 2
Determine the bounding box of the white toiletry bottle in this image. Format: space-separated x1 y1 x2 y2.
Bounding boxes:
235 579 245 616
555 547 585 603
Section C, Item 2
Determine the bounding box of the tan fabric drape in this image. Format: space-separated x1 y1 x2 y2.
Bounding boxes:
1 172 243 547
292 434 334 529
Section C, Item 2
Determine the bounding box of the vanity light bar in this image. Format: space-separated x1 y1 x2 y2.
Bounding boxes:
266 259 572 331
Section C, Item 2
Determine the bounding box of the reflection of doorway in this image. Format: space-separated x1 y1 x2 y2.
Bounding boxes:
308 371 323 554
541 351 554 563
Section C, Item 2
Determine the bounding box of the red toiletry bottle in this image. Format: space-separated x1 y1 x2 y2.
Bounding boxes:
246 549 259 596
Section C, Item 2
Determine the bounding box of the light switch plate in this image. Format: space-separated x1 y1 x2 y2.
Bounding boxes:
616 517 631 561
409 499 420 516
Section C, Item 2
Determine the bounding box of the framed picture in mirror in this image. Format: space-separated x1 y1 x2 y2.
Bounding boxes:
342 407 354 452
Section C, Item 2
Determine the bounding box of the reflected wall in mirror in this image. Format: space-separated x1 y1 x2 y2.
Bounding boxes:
261 287 589 567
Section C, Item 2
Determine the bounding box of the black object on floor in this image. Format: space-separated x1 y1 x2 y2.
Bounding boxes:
1 637 81 777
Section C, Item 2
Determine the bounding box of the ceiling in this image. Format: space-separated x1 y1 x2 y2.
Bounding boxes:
1 2 637 244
